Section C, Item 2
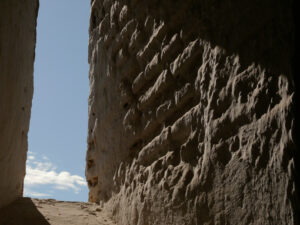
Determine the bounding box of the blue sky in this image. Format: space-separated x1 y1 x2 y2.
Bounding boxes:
24 0 90 202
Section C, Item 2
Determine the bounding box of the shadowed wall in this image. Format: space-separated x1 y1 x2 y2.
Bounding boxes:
86 0 297 224
0 0 39 209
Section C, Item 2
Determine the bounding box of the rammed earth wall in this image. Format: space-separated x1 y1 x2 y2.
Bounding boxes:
86 0 297 224
0 0 39 209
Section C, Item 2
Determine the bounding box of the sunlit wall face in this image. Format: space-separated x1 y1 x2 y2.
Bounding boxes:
25 0 90 202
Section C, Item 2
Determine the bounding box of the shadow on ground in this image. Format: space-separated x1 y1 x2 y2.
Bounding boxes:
0 197 50 225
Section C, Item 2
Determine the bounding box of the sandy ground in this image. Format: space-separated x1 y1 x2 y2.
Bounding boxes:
0 198 116 225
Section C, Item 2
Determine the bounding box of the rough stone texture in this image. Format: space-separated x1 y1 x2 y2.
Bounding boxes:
86 0 297 224
0 0 39 209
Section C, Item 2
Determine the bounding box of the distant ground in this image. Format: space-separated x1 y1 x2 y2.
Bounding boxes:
0 198 115 225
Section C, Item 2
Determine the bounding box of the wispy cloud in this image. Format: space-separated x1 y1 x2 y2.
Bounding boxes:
23 189 52 198
28 155 35 160
24 152 87 197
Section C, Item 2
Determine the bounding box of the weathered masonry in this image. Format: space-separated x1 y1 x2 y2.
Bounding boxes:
86 0 298 224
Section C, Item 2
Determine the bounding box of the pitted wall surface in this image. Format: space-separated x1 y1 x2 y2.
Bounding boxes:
86 0 297 224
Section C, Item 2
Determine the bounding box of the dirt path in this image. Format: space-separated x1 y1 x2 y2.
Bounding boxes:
0 198 116 225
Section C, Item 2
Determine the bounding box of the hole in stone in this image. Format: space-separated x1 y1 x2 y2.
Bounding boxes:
123 103 129 109
87 159 94 169
91 8 99 30
88 177 98 187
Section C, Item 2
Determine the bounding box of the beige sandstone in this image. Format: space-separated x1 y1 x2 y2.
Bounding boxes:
0 0 39 209
86 0 297 224
0 0 298 224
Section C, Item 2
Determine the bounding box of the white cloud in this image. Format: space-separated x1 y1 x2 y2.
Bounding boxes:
28 155 35 160
24 152 87 196
24 189 52 198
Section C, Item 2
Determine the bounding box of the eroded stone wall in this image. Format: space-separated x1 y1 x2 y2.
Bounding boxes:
0 0 39 208
86 0 297 224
